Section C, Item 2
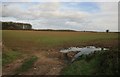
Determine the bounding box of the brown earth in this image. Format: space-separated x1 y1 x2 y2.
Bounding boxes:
2 49 66 75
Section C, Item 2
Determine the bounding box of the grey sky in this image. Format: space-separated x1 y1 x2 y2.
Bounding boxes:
1 1 118 32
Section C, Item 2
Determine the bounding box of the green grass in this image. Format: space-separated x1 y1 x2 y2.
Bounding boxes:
16 56 38 74
61 49 119 75
2 30 118 49
2 51 22 66
0 30 2 40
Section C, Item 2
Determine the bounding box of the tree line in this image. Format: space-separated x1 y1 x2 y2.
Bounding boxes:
1 21 32 30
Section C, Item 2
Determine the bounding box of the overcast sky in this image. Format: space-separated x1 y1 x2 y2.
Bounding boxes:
1 0 118 32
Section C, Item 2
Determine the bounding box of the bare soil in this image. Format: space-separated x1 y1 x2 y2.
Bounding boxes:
2 49 66 75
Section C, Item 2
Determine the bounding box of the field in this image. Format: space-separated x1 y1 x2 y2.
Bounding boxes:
2 30 119 75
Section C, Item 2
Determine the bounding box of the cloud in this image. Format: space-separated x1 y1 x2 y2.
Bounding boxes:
2 2 90 20
88 2 118 31
1 0 32 2
0 3 2 16
65 21 79 25
2 2 60 19
1 0 119 2
2 3 25 17
1 2 118 32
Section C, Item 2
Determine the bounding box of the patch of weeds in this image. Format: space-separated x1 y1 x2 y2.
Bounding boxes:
61 50 119 75
16 56 38 74
2 51 22 66
61 58 97 75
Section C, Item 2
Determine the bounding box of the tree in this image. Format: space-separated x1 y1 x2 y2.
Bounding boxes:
2 22 32 30
106 29 109 33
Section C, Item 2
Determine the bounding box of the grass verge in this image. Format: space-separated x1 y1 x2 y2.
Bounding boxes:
61 49 119 75
2 51 22 66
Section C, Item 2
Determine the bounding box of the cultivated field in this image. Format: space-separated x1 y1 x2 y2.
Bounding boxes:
2 30 119 75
